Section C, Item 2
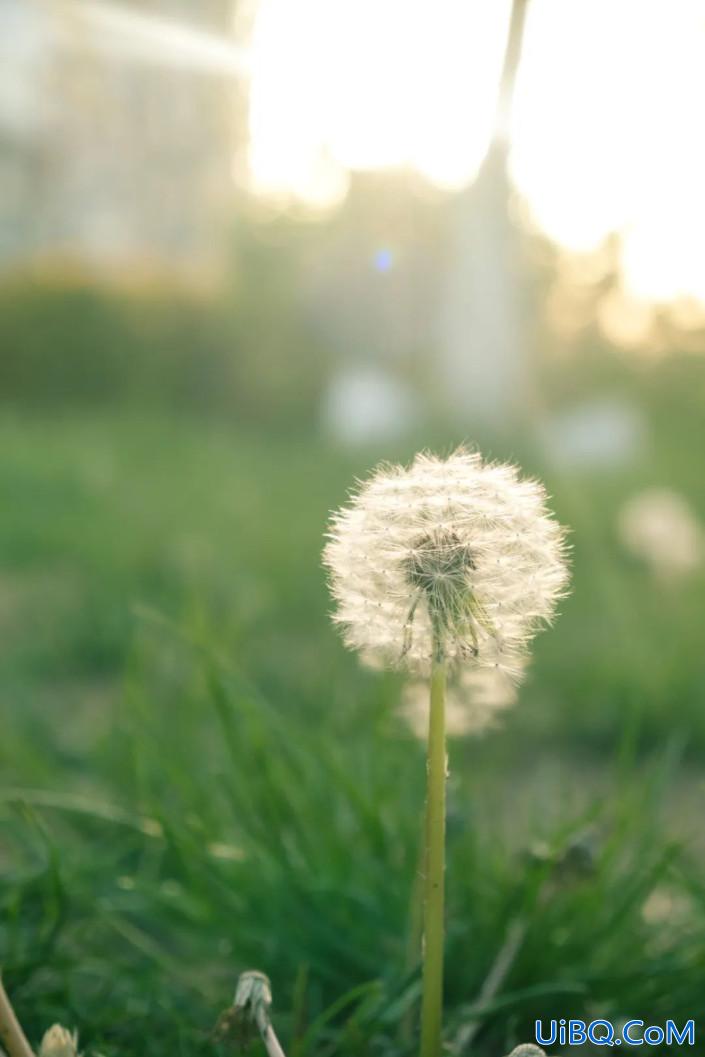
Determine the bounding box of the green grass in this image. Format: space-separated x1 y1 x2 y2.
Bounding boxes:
1 403 705 1056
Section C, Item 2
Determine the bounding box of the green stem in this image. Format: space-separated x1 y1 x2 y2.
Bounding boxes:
419 652 447 1057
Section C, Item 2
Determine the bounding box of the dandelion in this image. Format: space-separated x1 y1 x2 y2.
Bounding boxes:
39 1025 79 1057
213 971 286 1057
324 449 568 1057
618 488 703 583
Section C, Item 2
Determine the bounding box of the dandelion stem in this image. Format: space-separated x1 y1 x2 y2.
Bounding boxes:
419 650 447 1057
0 976 35 1057
260 1022 287 1057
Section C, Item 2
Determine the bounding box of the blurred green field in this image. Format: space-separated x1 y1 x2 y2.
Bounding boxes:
2 394 705 1056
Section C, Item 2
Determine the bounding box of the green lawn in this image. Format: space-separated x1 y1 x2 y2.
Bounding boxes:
1 404 704 1055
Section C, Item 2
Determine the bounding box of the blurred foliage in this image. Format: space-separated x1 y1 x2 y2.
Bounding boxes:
0 403 704 1054
1 603 703 1057
0 251 328 429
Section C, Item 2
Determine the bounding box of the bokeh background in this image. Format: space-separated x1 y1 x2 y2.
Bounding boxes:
2 2 705 1054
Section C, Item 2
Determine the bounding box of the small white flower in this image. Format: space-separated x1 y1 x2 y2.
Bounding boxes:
39 1025 79 1057
324 449 569 677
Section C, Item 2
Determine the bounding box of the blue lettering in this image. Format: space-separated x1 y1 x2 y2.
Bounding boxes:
623 1020 644 1045
644 1025 664 1045
667 1020 695 1046
535 1020 556 1046
569 1020 587 1045
588 1020 615 1046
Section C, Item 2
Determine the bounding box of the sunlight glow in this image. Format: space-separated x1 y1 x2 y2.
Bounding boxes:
43 0 705 310
49 0 248 76
245 0 705 308
244 0 513 207
511 0 705 306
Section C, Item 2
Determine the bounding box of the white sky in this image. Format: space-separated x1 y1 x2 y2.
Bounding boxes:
245 0 705 307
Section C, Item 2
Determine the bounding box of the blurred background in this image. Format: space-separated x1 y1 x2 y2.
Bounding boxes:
2 2 705 1055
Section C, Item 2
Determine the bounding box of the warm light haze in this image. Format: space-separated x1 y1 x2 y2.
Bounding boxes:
245 0 705 307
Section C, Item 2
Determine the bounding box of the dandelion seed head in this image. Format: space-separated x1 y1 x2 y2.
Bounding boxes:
618 487 703 583
324 449 569 676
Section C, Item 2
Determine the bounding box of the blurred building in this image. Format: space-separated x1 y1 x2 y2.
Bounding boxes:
0 0 240 283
